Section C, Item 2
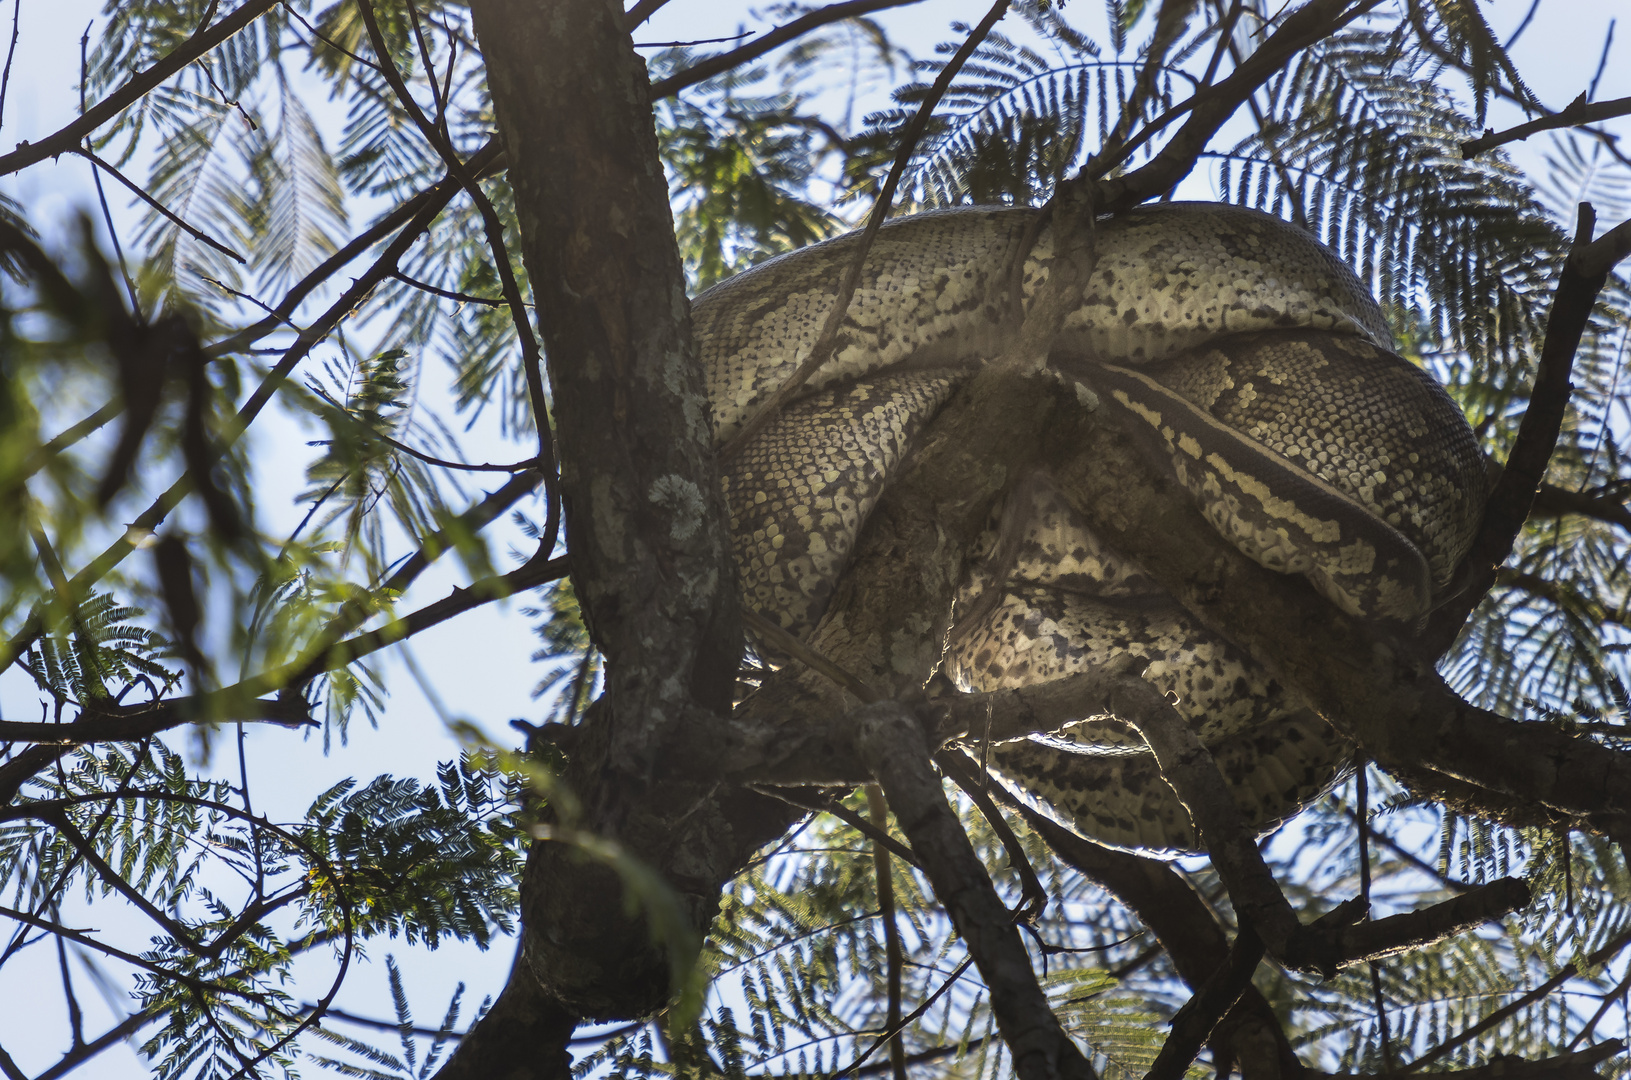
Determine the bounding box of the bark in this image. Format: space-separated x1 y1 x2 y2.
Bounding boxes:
466 0 754 1029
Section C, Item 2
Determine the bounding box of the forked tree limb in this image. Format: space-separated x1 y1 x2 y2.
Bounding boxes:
1017 812 1299 1080
850 700 1099 1080
1146 924 1265 1080
1102 675 1309 963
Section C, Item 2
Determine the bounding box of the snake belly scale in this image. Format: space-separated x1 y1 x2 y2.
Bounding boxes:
695 202 1486 855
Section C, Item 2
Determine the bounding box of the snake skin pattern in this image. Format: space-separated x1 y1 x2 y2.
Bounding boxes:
695 202 1485 854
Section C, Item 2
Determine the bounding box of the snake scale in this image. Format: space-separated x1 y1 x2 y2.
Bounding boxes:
693 203 1486 854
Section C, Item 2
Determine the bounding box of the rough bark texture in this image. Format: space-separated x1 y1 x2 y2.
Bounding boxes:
468 0 755 1025
427 947 576 1080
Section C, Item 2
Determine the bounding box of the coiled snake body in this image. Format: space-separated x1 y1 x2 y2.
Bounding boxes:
694 203 1485 854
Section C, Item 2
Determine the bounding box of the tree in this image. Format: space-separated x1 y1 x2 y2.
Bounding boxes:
1 0 1630 1078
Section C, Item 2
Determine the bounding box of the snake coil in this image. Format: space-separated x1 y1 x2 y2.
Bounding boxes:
694 202 1486 854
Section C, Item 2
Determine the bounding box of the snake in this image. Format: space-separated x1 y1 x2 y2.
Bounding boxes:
692 202 1486 854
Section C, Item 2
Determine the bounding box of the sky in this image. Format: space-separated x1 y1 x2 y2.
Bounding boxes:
0 0 1627 1077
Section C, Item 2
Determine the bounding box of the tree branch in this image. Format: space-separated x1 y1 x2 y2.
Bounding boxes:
717 0 1010 458
1147 924 1265 1080
1425 205 1629 654
1398 928 1631 1073
1333 1042 1625 1080
849 700 1098 1080
0 696 311 744
648 0 926 99
1006 798 1301 1080
206 137 504 359
1103 675 1308 963
1332 878 1531 964
1530 482 1631 532
1462 93 1631 158
0 0 281 177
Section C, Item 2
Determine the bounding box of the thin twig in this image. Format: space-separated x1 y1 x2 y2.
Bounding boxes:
1463 93 1631 158
390 268 506 307
752 787 921 869
839 957 975 1078
206 136 504 358
648 0 926 99
0 0 20 133
1400 927 1631 1072
0 0 282 177
79 25 138 314
866 785 908 1080
718 0 1011 460
355 0 556 474
73 146 245 263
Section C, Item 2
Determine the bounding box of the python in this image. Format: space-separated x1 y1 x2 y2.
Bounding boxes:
693 202 1486 854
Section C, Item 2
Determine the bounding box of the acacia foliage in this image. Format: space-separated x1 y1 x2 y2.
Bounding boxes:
0 0 1628 1078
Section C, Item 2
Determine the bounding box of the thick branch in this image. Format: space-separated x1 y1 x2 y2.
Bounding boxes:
926 665 1145 744
428 946 577 1080
1009 801 1300 1080
850 700 1098 1080
1147 925 1265 1080
1333 878 1531 964
1530 482 1631 532
0 696 310 744
1426 207 1626 653
469 0 754 1024
1104 676 1306 962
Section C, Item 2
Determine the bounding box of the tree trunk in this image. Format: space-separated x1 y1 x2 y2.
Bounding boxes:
463 0 766 1042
